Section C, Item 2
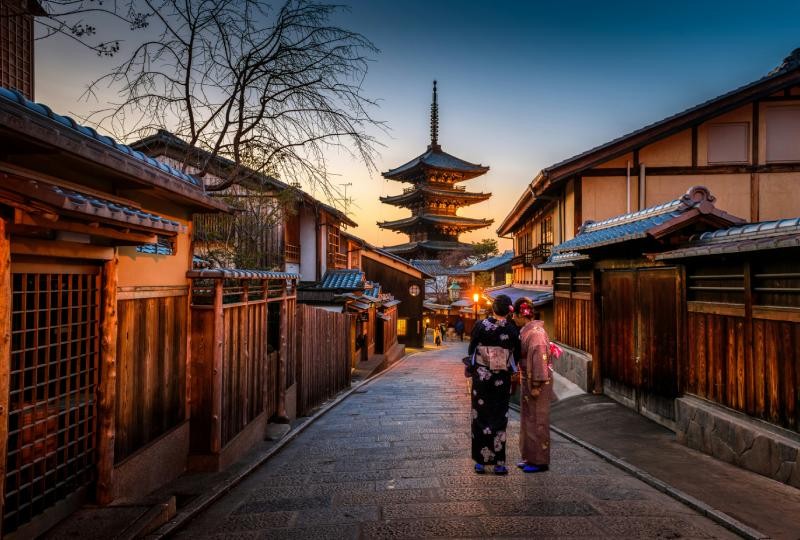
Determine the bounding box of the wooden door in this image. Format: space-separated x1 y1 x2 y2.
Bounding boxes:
637 268 679 398
600 271 637 388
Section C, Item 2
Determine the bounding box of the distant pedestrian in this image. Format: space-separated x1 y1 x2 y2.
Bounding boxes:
433 327 442 346
454 318 465 342
465 294 520 475
439 323 447 342
514 297 551 473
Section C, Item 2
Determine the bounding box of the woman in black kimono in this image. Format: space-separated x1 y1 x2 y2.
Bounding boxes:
466 294 521 475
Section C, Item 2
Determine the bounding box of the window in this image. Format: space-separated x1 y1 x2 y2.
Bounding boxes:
397 318 407 336
766 106 800 162
540 215 553 246
707 123 749 164
137 235 176 256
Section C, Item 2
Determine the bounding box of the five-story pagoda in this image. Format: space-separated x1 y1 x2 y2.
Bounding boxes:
379 81 493 260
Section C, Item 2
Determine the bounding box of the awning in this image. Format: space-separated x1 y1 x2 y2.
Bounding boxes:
381 299 401 308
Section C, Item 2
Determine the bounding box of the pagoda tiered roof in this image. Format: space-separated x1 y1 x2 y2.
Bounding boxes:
379 185 491 207
377 214 494 233
382 145 490 182
383 240 475 256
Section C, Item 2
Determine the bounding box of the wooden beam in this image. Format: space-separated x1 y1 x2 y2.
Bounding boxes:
11 238 114 260
691 126 698 167
573 177 582 236
0 217 11 531
752 101 760 165
578 162 800 177
750 172 760 223
96 254 118 505
275 295 290 423
211 280 224 453
590 269 603 394
13 210 158 245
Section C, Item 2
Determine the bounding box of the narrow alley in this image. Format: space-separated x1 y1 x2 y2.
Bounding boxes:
173 344 737 539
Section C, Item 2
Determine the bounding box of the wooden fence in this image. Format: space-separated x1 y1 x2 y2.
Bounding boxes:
188 270 296 459
115 292 188 462
553 269 595 353
296 304 354 416
685 256 800 432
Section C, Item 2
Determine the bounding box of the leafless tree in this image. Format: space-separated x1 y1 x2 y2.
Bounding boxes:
82 0 383 200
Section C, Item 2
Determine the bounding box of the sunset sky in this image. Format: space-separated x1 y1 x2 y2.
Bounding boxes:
35 0 800 250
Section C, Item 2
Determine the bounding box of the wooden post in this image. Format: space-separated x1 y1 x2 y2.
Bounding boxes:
96 254 118 505
591 269 603 394
211 279 224 453
0 218 11 529
275 286 289 423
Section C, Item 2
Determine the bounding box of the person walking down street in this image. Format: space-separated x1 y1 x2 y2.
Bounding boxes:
466 294 521 475
439 323 447 342
433 326 442 346
454 317 465 342
514 297 552 473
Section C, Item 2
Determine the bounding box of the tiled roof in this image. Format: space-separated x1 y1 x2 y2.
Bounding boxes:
319 269 365 290
537 251 590 269
465 250 514 272
552 187 714 254
383 240 475 255
485 285 553 307
340 231 433 278
0 87 200 187
186 269 300 280
378 214 493 231
364 283 382 298
657 217 800 260
409 259 469 277
383 146 489 181
380 186 491 206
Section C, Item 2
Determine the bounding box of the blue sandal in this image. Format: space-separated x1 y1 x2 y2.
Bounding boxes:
522 464 548 473
474 463 486 474
494 465 508 475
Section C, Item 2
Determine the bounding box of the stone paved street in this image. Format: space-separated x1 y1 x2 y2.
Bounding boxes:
174 343 739 539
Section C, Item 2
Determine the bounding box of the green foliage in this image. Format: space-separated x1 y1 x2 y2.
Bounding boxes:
472 239 499 261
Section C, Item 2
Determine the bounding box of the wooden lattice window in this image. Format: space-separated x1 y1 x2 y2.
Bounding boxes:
0 1 34 99
687 262 745 305
5 268 101 534
540 215 553 246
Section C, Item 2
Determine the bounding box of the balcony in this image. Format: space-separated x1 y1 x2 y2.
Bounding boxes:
328 251 348 269
529 243 553 265
285 242 300 263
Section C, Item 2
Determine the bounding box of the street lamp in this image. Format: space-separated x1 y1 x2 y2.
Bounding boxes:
448 281 461 303
473 292 480 320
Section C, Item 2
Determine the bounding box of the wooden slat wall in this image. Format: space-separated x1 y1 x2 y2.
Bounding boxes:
115 295 187 463
383 308 398 354
219 302 274 446
554 296 594 353
296 305 353 416
687 311 799 432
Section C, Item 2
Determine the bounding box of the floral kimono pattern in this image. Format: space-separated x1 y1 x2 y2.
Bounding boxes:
519 320 552 466
468 317 521 466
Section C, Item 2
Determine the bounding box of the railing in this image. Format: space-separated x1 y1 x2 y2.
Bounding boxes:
329 251 348 269
530 243 553 265
285 242 300 263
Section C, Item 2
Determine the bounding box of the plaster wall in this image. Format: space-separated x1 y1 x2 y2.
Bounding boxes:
299 208 318 281
564 181 576 241
581 176 628 222
117 226 192 288
639 130 692 166
759 173 800 220
596 152 634 169
645 174 751 219
696 105 753 166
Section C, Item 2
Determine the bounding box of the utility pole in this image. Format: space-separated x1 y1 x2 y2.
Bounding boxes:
337 182 353 221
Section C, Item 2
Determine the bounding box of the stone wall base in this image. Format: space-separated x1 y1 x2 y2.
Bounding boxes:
553 343 593 393
676 395 800 488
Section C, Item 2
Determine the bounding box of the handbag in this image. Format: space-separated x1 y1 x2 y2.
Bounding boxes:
476 345 511 371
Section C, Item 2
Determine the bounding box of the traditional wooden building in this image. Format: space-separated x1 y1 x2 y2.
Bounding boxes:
541 187 800 487
0 85 230 536
0 0 44 100
132 130 357 279
343 232 429 349
465 250 514 288
499 47 800 288
379 82 492 260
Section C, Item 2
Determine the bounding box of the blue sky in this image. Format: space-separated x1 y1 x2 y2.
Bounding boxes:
35 0 800 248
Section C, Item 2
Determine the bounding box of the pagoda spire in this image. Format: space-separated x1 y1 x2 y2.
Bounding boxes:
430 80 439 150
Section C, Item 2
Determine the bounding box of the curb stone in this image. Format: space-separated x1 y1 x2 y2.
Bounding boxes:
507 400 767 540
146 349 425 539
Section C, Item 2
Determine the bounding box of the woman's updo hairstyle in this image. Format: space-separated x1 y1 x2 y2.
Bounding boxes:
492 294 514 318
513 297 534 319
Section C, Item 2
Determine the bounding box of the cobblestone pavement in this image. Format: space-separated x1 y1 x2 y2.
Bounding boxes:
174 343 738 539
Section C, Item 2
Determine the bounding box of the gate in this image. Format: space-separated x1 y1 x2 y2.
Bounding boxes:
4 265 101 534
600 267 679 421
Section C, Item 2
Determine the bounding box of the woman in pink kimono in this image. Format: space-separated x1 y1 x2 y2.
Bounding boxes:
514 297 551 473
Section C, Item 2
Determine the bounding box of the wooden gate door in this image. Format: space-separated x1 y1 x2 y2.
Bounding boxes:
600 270 637 393
4 264 101 535
600 267 680 417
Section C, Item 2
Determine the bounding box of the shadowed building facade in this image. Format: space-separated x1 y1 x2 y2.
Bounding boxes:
379 81 492 260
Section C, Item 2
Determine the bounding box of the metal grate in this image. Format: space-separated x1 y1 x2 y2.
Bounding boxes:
4 270 101 534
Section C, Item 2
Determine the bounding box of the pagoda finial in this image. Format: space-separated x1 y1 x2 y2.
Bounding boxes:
430 80 439 150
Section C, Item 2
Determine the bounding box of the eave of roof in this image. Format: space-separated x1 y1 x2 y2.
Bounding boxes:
465 250 515 272
382 145 489 181
380 186 491 207
0 88 228 213
382 240 475 255
341 230 433 278
378 214 493 231
187 269 300 280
